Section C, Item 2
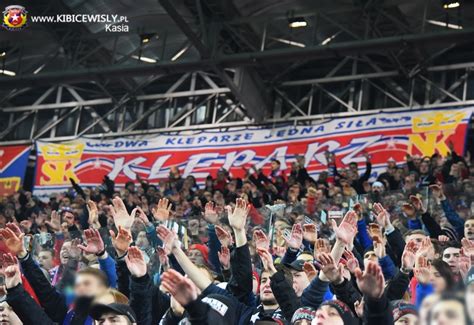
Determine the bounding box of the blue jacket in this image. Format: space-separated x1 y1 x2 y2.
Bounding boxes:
357 219 373 250
301 276 329 308
98 254 117 288
378 255 396 280
415 283 434 309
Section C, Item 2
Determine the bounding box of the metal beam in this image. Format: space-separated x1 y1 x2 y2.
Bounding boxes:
2 28 472 87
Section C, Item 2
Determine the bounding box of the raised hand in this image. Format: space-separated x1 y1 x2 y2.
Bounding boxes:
5 223 22 237
253 229 269 251
272 246 286 258
367 223 383 241
414 256 430 284
45 210 61 232
354 261 385 299
401 240 417 271
461 238 474 258
87 200 100 228
156 225 179 254
284 223 303 250
317 252 343 284
373 236 386 258
4 254 21 289
372 203 391 228
218 246 231 270
354 300 365 318
109 226 132 256
0 226 25 256
429 184 446 201
402 203 416 219
343 249 359 274
77 229 105 255
110 197 134 230
156 247 170 270
331 211 358 245
204 201 219 224
152 198 172 222
353 203 363 220
438 235 450 243
315 238 330 254
303 223 318 244
161 269 198 307
226 198 250 231
135 206 151 226
409 195 426 213
125 246 147 278
68 238 82 260
257 247 277 275
303 262 318 282
416 237 434 258
215 225 233 248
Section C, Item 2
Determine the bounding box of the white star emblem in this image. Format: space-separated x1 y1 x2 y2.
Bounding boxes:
250 313 260 323
11 14 19 22
386 137 397 149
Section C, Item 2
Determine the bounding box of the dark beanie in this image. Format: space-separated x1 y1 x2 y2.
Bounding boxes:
319 300 358 325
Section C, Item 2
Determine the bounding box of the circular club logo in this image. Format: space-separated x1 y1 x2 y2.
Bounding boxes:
2 5 28 31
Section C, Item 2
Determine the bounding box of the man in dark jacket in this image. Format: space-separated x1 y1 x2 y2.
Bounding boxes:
0 225 111 324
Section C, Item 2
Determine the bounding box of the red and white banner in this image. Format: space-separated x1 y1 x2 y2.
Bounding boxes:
33 108 473 200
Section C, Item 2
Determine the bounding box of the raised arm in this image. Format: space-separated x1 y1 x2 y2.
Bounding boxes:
5 255 55 325
0 224 67 323
157 226 212 291
78 228 117 288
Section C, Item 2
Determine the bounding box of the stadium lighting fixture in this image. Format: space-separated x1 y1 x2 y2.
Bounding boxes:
0 69 16 76
427 19 463 29
131 55 157 63
33 64 45 74
288 17 307 28
0 52 5 57
321 32 341 45
442 0 460 9
271 37 306 48
171 44 190 61
140 33 157 44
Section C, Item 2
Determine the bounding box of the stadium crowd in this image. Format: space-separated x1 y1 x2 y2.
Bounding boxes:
0 148 474 325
